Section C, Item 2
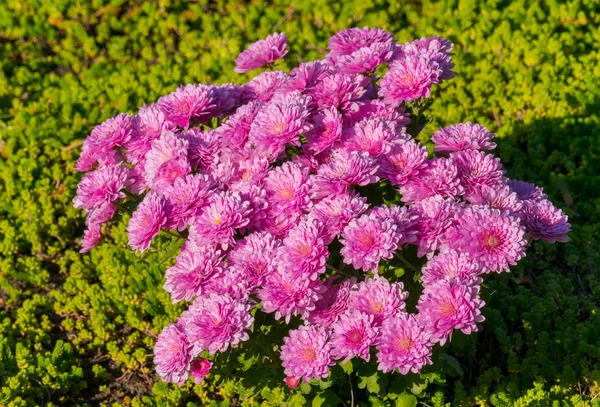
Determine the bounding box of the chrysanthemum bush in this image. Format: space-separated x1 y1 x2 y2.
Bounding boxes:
73 27 571 391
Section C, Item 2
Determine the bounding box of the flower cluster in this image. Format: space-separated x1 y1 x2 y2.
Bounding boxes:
74 27 570 386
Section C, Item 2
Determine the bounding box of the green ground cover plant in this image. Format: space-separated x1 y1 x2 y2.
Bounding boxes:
0 0 599 406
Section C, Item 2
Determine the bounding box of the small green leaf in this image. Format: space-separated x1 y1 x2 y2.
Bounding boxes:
312 390 341 407
440 353 464 376
395 391 418 407
341 360 353 374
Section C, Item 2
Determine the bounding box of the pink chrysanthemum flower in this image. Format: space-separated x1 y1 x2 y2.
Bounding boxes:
258 270 324 323
344 119 396 157
144 131 190 194
127 105 176 163
345 99 411 133
379 54 441 104
519 199 571 243
228 156 270 194
328 27 393 58
468 184 523 213
379 140 428 186
80 223 102 253
202 266 249 300
190 359 213 384
154 323 192 385
182 293 254 356
76 113 133 172
284 376 301 389
264 162 312 213
164 174 216 231
444 206 527 272
331 309 378 363
127 192 167 252
311 192 369 240
280 325 335 383
336 42 394 74
507 179 547 202
164 247 225 303
249 92 312 155
158 84 215 129
243 71 289 103
411 195 458 257
262 210 303 239
417 278 485 345
278 217 329 280
311 73 367 111
284 60 331 93
310 150 379 200
234 32 288 73
216 101 261 149
180 293 254 356
237 185 269 231
376 313 433 374
340 213 400 272
210 83 245 117
398 36 456 80
421 250 482 287
188 191 251 250
229 232 281 288
179 129 220 171
307 276 356 327
452 150 505 199
350 277 408 325
368 204 420 246
400 157 463 204
304 107 343 155
431 123 496 154
73 164 129 213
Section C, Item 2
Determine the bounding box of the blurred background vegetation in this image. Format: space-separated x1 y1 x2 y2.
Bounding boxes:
0 0 599 405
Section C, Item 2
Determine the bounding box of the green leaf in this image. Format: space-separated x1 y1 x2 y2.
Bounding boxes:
395 391 418 407
440 353 464 377
340 359 354 374
312 390 342 407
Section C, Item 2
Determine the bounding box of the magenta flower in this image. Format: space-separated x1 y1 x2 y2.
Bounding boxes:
258 269 324 323
182 293 254 356
452 150 505 199
344 119 396 157
280 325 335 383
210 83 245 117
304 107 343 155
350 277 408 325
154 323 192 385
340 213 400 272
188 191 251 250
190 359 213 384
202 266 250 300
507 179 547 202
179 128 220 171
336 42 394 74
376 313 433 374
144 131 190 194
379 140 428 186
519 199 571 243
127 192 167 252
331 309 378 363
229 232 281 288
368 204 420 246
80 223 102 253
400 157 463 204
328 27 393 58
379 54 441 103
345 99 411 133
310 150 379 199
311 192 369 240
164 247 225 303
468 184 523 213
76 113 133 172
278 217 329 280
164 174 216 230
216 101 261 149
243 71 289 103
431 123 496 154
417 278 485 345
264 162 311 213
73 164 129 213
421 250 482 287
444 206 527 272
235 33 288 73
262 210 303 239
158 84 215 129
311 73 367 111
411 195 458 258
284 61 331 93
398 36 456 80
307 276 356 328
127 104 176 163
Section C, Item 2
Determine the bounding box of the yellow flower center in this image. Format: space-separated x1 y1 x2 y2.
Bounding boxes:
484 234 500 250
397 336 412 351
439 301 455 317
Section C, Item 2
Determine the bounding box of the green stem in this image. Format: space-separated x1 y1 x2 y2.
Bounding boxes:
394 252 418 272
326 263 354 279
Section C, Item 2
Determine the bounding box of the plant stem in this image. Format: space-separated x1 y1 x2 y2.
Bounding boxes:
395 252 418 272
163 230 184 240
326 264 353 278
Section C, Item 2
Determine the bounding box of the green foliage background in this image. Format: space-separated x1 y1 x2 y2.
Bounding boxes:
1 0 599 405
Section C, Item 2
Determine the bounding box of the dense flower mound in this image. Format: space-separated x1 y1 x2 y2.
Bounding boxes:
74 28 570 385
